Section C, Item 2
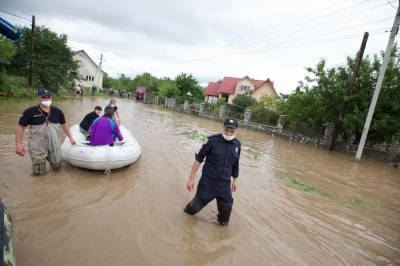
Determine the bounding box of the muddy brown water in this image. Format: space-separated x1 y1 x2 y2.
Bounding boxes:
0 97 399 266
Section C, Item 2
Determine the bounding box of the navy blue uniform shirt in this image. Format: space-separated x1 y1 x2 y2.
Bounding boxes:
18 106 66 126
195 134 241 181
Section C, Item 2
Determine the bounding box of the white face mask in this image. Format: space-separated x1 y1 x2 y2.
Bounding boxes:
222 133 235 141
41 100 52 107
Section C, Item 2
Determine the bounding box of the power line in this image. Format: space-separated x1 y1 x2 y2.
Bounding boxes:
0 13 31 27
0 9 30 22
173 30 387 65
180 0 361 56
173 15 392 64
174 0 394 62
233 17 392 55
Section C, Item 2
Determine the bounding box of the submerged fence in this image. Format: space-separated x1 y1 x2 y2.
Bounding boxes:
141 95 399 163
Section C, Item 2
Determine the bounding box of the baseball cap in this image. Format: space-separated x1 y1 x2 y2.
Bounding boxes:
38 88 52 97
223 118 238 129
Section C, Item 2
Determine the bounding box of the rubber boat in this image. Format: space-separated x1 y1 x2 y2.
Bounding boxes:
1 199 16 266
61 124 141 170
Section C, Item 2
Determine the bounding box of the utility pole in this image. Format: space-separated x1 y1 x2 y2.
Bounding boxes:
28 15 35 87
98 53 103 90
329 32 369 151
355 2 400 160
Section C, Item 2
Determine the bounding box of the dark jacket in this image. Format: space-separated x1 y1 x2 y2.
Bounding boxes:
195 134 241 181
79 111 99 131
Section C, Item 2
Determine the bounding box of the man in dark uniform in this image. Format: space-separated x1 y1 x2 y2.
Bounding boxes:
184 118 241 225
15 88 76 176
79 105 102 137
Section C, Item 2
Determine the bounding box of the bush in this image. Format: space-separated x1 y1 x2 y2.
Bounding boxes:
250 103 279 125
232 94 256 109
0 72 35 99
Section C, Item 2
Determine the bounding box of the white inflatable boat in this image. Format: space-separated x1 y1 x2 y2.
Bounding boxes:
61 124 141 170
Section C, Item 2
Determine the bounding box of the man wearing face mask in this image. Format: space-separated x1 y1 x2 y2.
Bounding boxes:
184 118 241 225
15 88 76 176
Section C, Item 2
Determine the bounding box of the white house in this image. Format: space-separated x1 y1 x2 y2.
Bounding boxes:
72 50 105 90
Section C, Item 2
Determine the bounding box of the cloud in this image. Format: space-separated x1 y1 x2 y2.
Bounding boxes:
1 0 396 93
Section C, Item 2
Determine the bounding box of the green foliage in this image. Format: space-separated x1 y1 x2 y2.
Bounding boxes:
102 74 114 89
185 130 208 143
133 72 158 93
175 73 204 101
277 46 400 144
232 94 256 109
0 36 16 64
158 78 179 98
0 74 35 98
250 102 279 125
10 26 77 91
258 95 277 110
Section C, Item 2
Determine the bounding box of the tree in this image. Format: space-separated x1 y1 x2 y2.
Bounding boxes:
158 78 179 98
0 36 16 64
232 94 256 109
10 26 77 91
102 74 114 88
277 45 400 145
175 73 204 101
132 72 158 93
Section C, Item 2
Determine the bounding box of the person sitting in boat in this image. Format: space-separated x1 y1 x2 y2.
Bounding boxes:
79 105 102 138
106 98 121 125
89 106 123 145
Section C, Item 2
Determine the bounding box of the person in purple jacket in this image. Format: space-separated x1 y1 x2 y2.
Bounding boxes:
89 106 123 145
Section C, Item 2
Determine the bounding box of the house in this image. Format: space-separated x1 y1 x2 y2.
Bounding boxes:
72 50 106 91
204 76 277 104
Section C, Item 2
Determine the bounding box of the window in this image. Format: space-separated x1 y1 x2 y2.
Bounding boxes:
207 96 218 104
240 85 250 95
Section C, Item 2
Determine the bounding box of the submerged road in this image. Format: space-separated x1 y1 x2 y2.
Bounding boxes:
0 97 399 265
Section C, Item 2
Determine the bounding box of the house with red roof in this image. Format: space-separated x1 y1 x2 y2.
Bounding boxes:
204 76 277 104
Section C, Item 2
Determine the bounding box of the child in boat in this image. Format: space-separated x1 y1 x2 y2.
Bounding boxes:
90 106 123 145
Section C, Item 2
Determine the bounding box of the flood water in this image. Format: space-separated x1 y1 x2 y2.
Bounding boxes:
0 97 399 266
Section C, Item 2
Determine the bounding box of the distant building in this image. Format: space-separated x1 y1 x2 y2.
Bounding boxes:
72 50 106 90
204 76 277 104
135 87 147 100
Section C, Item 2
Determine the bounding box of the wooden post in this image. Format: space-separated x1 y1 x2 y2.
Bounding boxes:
329 32 369 150
28 15 35 87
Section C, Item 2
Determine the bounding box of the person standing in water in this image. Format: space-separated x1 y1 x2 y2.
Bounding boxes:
184 118 241 225
15 88 76 176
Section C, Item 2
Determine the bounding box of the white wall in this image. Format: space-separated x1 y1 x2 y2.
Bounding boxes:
73 52 103 89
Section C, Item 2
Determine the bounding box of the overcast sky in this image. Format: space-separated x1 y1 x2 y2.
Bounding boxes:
2 0 397 93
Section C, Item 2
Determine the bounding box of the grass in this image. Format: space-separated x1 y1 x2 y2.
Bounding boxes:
184 130 209 143
274 171 382 210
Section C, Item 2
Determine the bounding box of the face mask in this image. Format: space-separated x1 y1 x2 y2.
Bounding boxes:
41 100 52 107
222 133 235 141
110 104 115 107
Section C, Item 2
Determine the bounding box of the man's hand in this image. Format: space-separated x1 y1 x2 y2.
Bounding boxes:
231 178 238 192
186 177 195 192
70 137 77 145
16 144 25 156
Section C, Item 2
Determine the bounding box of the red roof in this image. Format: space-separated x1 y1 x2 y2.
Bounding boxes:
205 76 276 96
217 77 240 94
205 82 220 96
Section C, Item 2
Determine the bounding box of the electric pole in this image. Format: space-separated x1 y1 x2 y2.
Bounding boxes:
28 15 35 87
355 2 400 160
329 32 369 151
